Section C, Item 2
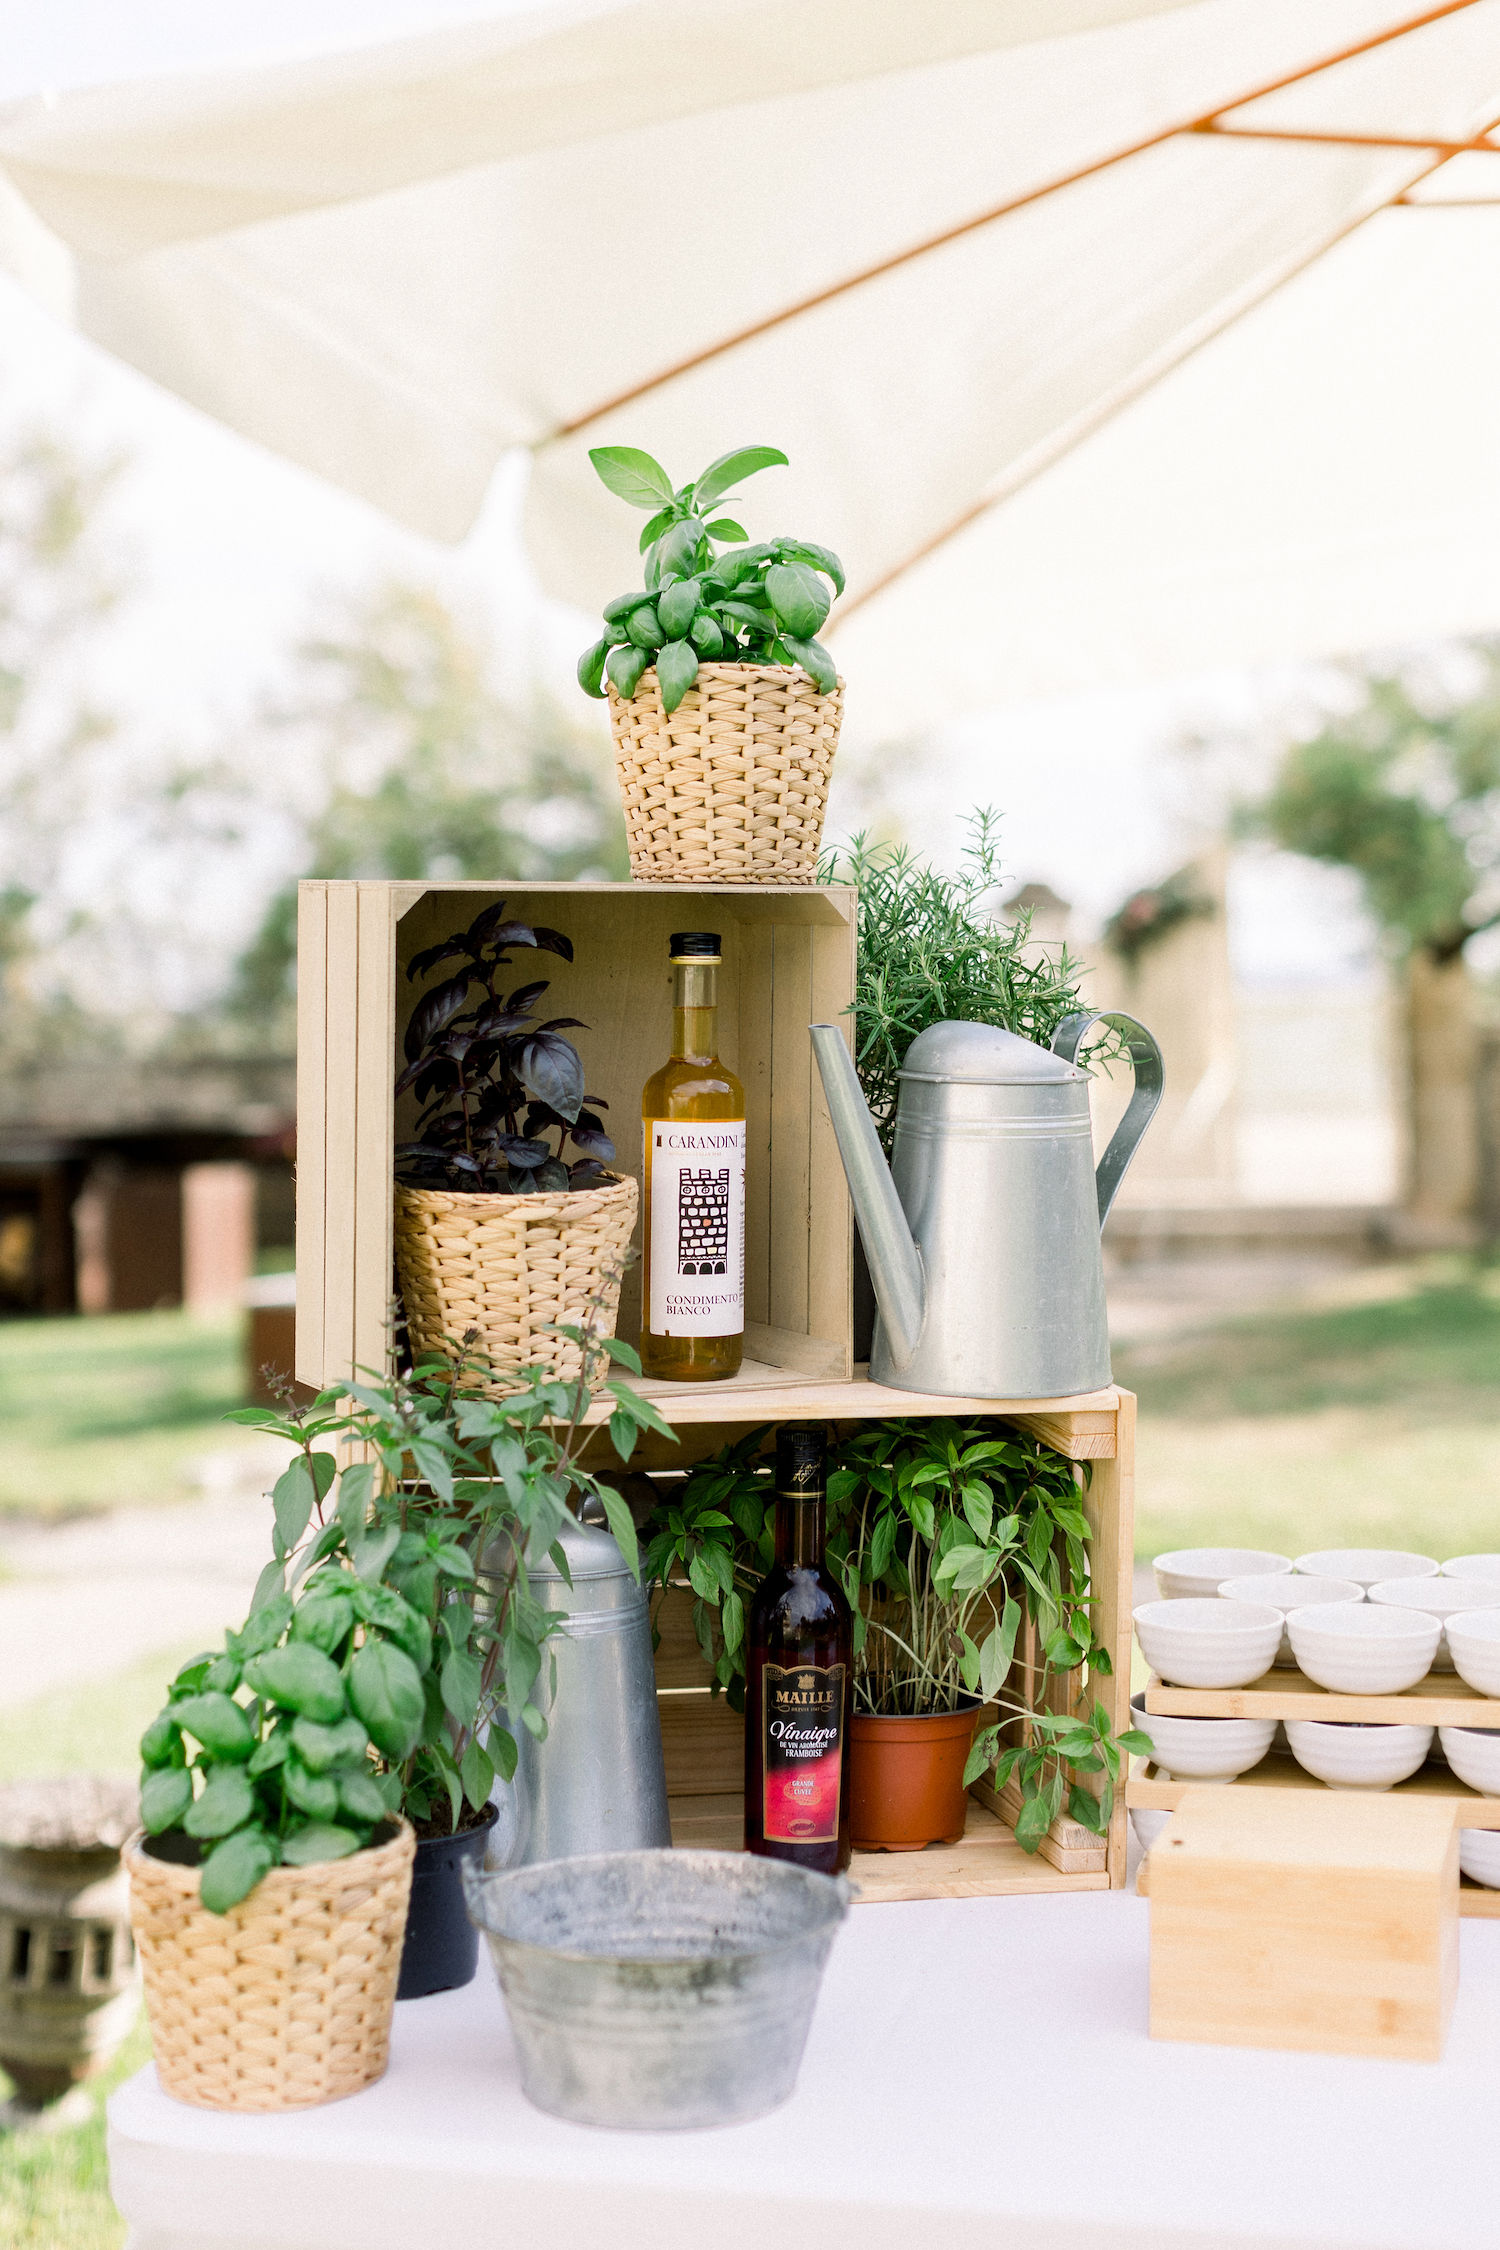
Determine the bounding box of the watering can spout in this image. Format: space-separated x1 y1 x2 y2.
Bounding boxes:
809 1024 925 1371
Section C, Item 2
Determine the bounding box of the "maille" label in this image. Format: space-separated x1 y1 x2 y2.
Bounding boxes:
648 1120 746 1336
762 1661 846 1844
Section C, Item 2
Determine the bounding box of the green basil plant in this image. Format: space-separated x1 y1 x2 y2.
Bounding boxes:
643 1418 1147 1854
576 443 843 713
140 1306 672 1914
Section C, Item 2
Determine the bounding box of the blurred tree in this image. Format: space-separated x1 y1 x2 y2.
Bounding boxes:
1245 652 1500 1228
226 582 628 1043
0 428 124 1067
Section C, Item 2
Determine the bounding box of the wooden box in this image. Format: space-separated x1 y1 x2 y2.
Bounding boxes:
633 1386 1137 1902
1148 1786 1459 2060
295 879 856 1389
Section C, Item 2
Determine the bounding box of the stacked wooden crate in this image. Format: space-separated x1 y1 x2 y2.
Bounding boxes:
295 877 1137 1900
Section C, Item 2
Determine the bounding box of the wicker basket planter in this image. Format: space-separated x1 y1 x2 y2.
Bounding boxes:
393 1173 638 1391
607 661 843 882
126 1822 414 2113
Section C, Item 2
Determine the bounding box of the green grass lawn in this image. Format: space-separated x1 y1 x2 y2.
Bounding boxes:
1119 1261 1500 1560
0 2021 150 2250
0 1308 257 1520
0 1646 207 1785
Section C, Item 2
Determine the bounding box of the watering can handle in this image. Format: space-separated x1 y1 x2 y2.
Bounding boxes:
1050 1011 1164 1228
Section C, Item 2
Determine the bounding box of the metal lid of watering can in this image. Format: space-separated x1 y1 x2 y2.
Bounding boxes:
897 1020 1082 1085
527 1511 636 1583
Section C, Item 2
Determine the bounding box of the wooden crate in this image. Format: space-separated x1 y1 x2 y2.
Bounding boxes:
643 1385 1137 1902
295 877 1137 1899
295 879 856 1389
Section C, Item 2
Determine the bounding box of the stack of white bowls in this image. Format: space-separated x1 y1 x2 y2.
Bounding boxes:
1127 1552 1287 1848
1435 1569 1500 1886
1129 1545 1500 1867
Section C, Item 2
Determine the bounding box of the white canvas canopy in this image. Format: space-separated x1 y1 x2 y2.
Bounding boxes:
3 0 1499 711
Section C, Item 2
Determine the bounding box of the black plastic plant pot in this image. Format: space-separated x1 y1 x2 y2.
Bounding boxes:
397 1800 499 2002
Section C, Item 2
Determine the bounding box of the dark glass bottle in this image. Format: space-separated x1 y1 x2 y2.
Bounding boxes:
744 1425 852 1874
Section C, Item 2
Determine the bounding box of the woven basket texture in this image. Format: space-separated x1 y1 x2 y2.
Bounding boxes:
393 1173 638 1393
126 1822 414 2112
607 662 843 883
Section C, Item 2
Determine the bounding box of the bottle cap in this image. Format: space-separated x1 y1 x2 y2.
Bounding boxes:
670 932 721 959
776 1423 826 1492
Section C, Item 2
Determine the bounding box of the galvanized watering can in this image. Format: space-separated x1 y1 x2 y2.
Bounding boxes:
487 1508 671 1868
810 1012 1163 1399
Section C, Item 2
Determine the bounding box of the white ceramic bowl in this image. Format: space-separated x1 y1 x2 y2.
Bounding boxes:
1369 1578 1500 1670
1128 1691 1275 1780
1286 1600 1441 1694
1133 1598 1285 1689
1284 1718 1434 1790
1443 1554 1500 1583
1438 1726 1500 1795
1219 1573 1363 1667
1460 1829 1500 1888
1152 1548 1292 1601
1445 1610 1500 1699
1130 1805 1172 1853
1294 1548 1438 1588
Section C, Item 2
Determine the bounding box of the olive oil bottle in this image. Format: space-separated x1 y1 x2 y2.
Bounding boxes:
640 932 745 1381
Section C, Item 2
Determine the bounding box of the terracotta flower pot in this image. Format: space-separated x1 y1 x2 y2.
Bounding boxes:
849 1702 982 1853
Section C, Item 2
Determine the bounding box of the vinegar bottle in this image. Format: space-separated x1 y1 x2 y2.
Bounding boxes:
744 1424 853 1874
640 932 746 1382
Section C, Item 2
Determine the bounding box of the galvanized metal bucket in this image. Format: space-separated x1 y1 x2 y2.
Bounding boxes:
463 1848 849 2129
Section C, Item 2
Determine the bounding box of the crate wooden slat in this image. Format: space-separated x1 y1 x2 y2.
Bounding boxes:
658 1687 743 1797
987 1777 1109 1873
666 1790 1110 1902
1144 1669 1500 1727
294 883 327 1381
580 1364 1121 1472
320 884 360 1386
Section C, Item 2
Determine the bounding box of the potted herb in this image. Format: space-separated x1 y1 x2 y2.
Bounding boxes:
644 1418 1144 1855
218 1314 667 2009
576 444 845 882
393 897 636 1390
820 813 1103 1357
128 1542 423 2111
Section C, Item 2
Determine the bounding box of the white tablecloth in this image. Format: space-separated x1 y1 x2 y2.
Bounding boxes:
109 1890 1500 2250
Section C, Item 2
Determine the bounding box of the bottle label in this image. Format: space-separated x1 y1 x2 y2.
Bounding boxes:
648 1120 746 1336
762 1661 846 1844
